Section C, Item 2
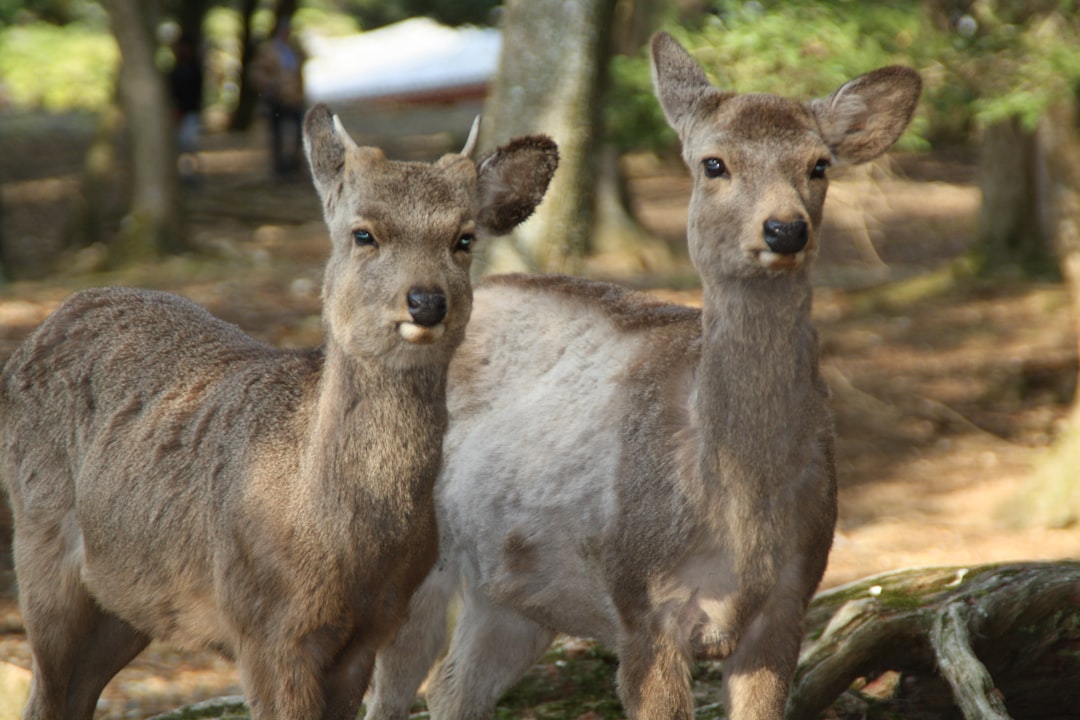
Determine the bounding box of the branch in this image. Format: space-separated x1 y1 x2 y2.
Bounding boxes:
931 603 1011 720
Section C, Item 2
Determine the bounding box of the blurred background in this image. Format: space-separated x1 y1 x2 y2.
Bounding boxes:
1 0 1080 717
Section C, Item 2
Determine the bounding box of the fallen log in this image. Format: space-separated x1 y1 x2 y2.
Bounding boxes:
143 562 1080 719
788 561 1080 720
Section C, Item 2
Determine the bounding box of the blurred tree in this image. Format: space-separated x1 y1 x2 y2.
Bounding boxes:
102 0 188 263
1027 100 1080 528
0 166 5 283
478 0 617 275
926 0 1080 524
925 0 1080 278
228 0 261 131
481 0 676 277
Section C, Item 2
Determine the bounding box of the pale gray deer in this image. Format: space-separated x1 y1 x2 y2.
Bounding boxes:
0 104 557 720
366 33 920 720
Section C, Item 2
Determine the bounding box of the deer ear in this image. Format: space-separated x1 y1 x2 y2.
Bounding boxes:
475 135 559 236
303 104 361 187
809 66 922 166
650 31 724 139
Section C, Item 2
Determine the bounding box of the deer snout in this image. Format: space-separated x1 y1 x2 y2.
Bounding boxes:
407 288 448 327
762 218 809 255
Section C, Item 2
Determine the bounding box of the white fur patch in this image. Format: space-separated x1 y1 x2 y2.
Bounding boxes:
759 250 806 270
398 322 444 344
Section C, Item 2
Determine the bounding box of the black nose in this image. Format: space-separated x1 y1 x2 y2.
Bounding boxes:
763 218 809 255
407 288 447 327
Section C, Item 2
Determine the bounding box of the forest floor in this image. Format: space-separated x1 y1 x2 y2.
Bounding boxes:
0 110 1078 719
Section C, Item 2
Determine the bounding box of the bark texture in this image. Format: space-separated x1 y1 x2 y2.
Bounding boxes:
480 0 616 275
788 562 1080 720
104 0 187 264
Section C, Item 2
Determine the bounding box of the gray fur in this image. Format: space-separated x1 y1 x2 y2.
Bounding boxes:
366 33 920 720
0 104 557 720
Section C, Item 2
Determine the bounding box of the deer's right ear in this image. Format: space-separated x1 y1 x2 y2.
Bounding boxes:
650 31 722 139
475 135 559 236
303 104 359 187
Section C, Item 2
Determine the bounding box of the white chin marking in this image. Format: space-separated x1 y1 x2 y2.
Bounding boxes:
398 322 445 344
759 250 805 270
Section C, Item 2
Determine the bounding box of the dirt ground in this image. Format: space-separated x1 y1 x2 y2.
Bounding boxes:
0 111 1078 718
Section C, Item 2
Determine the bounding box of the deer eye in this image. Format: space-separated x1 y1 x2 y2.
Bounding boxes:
353 229 377 248
455 233 475 253
703 157 728 179
811 159 830 180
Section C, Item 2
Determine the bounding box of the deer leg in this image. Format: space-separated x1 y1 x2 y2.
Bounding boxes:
64 611 151 719
425 588 555 720
321 638 377 720
238 640 329 720
16 522 149 720
721 591 806 720
615 626 694 720
366 568 456 720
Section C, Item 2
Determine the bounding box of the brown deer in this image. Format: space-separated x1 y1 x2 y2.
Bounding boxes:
0 104 557 720
365 33 920 720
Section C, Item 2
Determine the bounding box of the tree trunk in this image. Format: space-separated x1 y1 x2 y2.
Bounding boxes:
479 0 617 275
65 104 125 258
229 0 266 132
974 116 1059 278
0 157 5 283
1004 101 1080 528
789 562 1080 720
104 0 187 264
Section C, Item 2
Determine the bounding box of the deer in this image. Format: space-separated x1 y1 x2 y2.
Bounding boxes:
365 32 921 720
0 104 558 720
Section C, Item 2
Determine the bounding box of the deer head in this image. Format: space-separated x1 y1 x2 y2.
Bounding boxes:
651 32 921 282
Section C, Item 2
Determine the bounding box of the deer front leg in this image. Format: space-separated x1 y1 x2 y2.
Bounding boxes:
615 626 694 720
721 587 808 720
238 639 334 720
320 636 378 720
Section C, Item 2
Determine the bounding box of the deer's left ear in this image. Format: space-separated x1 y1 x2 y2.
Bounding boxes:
475 135 559 237
809 66 922 166
650 31 729 141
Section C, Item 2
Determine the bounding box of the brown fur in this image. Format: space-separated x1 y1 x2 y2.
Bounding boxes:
0 104 557 720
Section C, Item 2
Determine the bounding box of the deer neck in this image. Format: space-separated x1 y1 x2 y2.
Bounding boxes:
693 271 820 540
299 338 448 511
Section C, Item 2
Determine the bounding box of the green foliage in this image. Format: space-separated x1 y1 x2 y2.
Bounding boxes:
0 0 106 27
956 6 1080 131
0 21 117 111
606 0 940 154
606 0 1080 154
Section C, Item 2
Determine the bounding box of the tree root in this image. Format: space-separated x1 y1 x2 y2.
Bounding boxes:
788 561 1080 720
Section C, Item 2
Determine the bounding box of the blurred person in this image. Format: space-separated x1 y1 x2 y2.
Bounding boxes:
251 18 306 178
169 32 204 184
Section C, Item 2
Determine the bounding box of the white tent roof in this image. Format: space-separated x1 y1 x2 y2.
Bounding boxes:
304 17 501 104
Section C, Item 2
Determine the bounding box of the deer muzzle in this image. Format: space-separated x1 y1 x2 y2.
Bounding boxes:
757 218 811 270
399 288 449 344
762 218 809 255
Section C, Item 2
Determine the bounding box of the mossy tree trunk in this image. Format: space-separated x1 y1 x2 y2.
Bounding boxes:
103 0 188 265
788 562 1080 720
479 0 617 276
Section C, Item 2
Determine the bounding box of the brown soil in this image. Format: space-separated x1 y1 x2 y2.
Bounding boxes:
0 113 1077 718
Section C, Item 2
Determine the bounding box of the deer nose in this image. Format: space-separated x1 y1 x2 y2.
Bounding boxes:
763 218 809 255
407 288 448 327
